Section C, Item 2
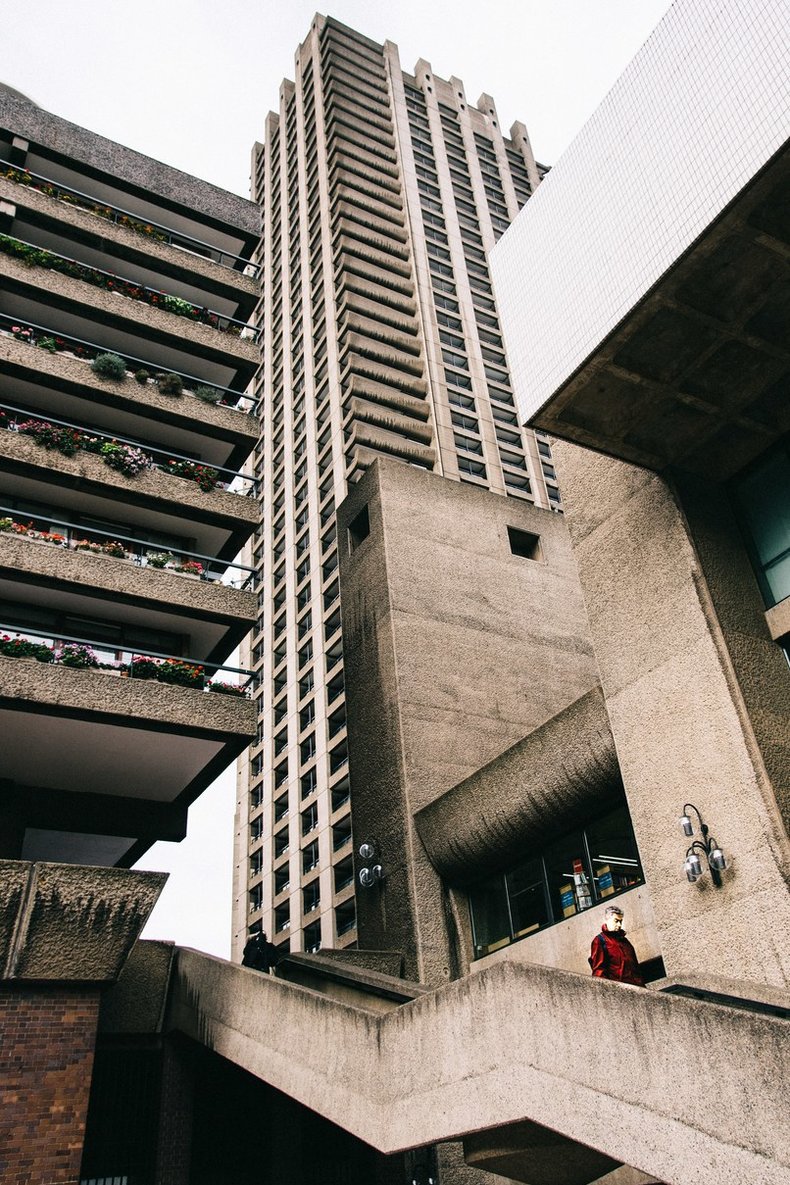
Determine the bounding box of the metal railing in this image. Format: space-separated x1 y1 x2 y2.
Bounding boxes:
0 400 258 497
1 159 260 278
0 504 257 589
0 622 257 694
0 314 256 411
0 231 259 341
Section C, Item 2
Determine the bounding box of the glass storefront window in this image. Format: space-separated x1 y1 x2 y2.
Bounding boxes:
469 805 644 958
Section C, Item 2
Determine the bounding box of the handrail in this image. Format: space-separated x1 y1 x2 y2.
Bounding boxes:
0 231 260 341
0 622 257 692
0 504 257 589
0 159 260 278
0 400 258 496
0 314 256 410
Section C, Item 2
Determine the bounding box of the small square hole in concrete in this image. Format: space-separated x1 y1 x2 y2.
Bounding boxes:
507 525 542 561
348 505 370 553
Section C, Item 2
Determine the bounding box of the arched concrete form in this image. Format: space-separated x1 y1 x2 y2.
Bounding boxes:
414 687 622 884
167 949 790 1185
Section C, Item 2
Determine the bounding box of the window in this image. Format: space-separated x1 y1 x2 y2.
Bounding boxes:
303 880 320 914
469 804 644 958
303 920 321 953
301 802 319 836
507 526 542 561
302 840 320 875
274 865 290 896
731 444 790 608
274 828 289 859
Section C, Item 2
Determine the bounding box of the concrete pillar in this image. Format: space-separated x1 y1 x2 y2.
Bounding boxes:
551 440 790 987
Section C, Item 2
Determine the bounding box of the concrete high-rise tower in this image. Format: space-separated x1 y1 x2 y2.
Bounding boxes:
233 15 557 958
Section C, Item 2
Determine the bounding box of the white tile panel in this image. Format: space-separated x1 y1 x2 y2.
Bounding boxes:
490 0 790 423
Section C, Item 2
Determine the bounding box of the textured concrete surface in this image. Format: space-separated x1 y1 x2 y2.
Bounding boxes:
415 687 620 884
0 532 256 624
0 653 256 736
0 253 259 366
0 86 258 232
338 459 599 982
0 427 260 527
552 440 790 988
168 947 790 1185
0 333 260 443
0 860 165 981
99 939 176 1033
464 1120 620 1185
276 952 431 1014
0 176 259 303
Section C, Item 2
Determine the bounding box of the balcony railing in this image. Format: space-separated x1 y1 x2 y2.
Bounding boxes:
0 401 258 497
0 623 256 695
1 160 260 278
0 504 256 589
0 232 259 341
0 315 256 410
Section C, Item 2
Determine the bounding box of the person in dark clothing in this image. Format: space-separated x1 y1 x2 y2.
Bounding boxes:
590 906 644 986
242 929 279 974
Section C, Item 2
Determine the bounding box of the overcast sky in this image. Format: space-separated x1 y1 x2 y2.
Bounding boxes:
4 0 671 957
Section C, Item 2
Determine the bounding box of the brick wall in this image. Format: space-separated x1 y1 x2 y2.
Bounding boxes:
0 984 101 1184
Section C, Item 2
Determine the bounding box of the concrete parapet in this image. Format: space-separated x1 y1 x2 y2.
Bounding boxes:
0 860 166 982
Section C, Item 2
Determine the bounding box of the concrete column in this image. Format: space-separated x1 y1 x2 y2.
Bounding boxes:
551 440 790 987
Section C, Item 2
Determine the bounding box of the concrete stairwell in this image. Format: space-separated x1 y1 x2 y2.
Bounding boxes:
162 947 790 1185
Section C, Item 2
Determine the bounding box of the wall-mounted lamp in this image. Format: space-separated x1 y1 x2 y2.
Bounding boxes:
358 841 384 889
679 803 727 887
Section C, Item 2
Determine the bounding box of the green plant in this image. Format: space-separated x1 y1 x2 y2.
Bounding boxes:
193 385 222 404
208 681 248 697
130 655 161 680
156 372 183 397
156 658 204 689
0 517 12 531
91 352 127 381
57 643 99 669
165 459 220 492
101 540 126 558
74 539 102 553
99 442 152 476
134 369 151 385
0 634 55 662
18 419 83 457
146 551 175 569
177 560 204 577
37 335 58 353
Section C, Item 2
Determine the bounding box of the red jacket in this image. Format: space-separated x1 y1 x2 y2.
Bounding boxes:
590 927 644 986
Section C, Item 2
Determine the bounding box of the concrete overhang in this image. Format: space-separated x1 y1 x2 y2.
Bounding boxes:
528 143 790 482
0 859 165 982
414 687 622 885
0 655 255 866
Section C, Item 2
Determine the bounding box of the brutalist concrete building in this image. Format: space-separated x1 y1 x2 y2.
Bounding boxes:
2 2 790 1183
234 13 559 962
0 84 261 1181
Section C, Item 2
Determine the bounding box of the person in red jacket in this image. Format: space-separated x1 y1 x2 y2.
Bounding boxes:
590 906 644 986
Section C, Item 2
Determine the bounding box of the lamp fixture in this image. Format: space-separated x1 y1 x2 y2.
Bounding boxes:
358 840 384 889
679 803 727 887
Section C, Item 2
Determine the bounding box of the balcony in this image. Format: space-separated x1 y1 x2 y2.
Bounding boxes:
0 624 256 869
0 404 259 562
0 245 260 395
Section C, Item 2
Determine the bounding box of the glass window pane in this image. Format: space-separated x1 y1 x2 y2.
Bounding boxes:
586 806 644 899
469 875 511 955
506 856 549 938
543 831 594 922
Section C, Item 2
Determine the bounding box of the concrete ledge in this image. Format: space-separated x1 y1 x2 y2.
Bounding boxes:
0 429 260 527
0 654 256 737
0 334 260 442
0 860 166 981
0 253 260 366
0 177 259 301
0 532 256 623
276 952 431 1013
99 939 176 1033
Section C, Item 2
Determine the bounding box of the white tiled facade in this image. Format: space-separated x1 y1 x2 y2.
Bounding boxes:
491 0 790 422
